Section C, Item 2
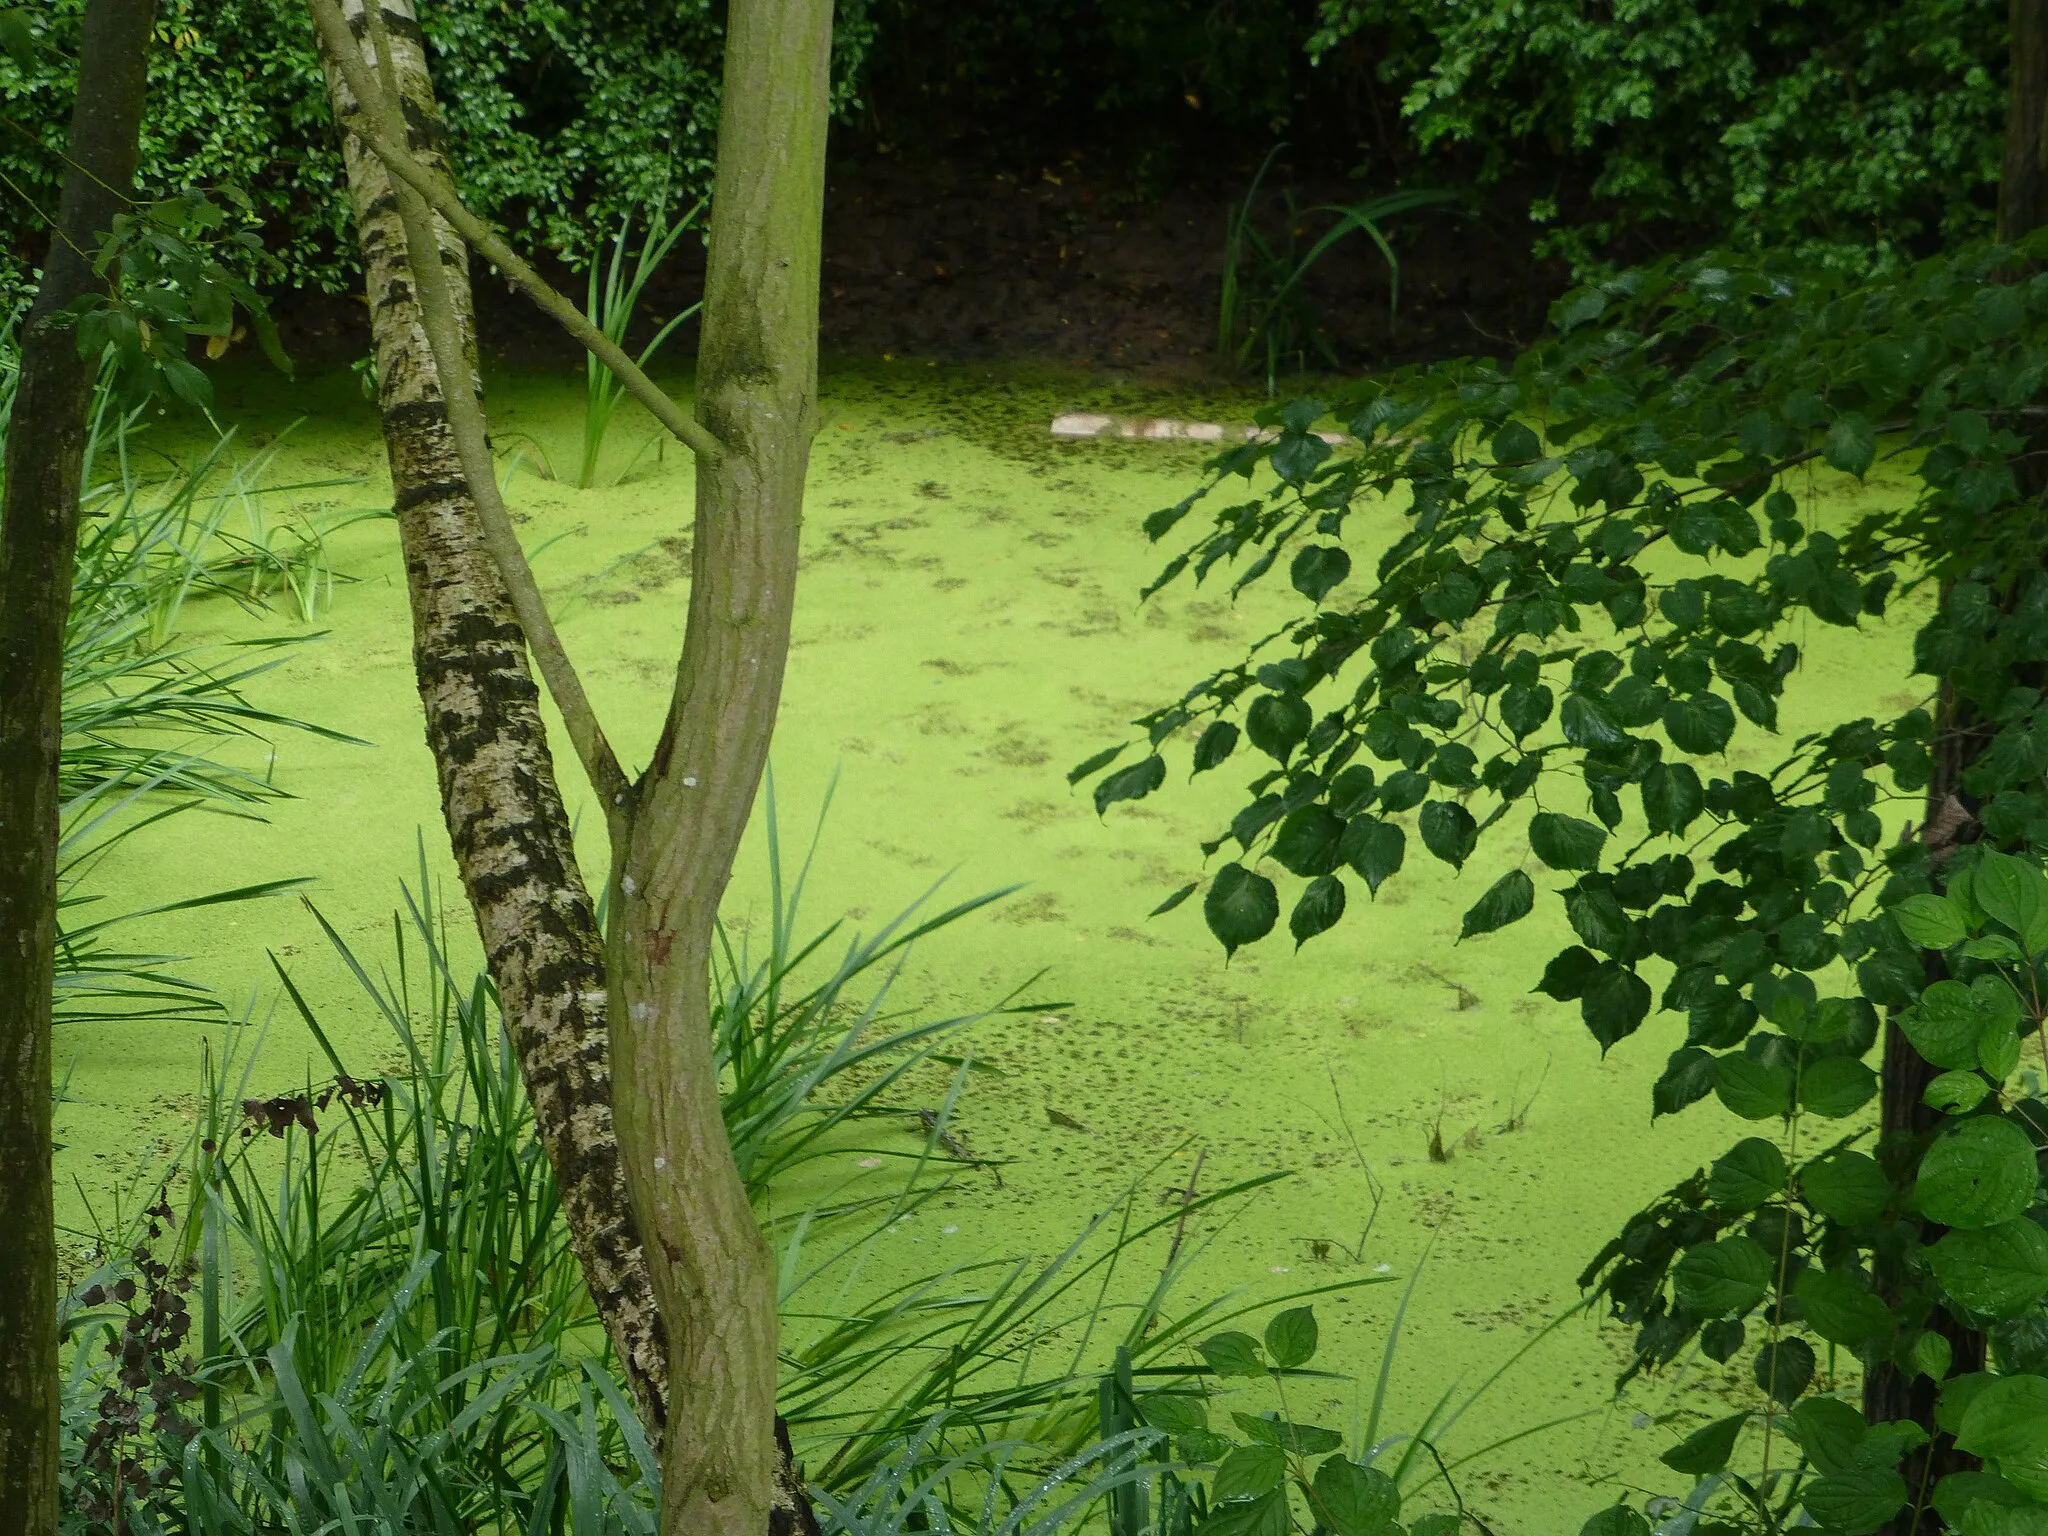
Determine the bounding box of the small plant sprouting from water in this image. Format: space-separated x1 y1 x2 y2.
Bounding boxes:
579 197 704 489
1217 146 1458 396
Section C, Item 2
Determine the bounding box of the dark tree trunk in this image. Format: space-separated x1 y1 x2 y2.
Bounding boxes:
2003 0 2048 242
0 3 156 1531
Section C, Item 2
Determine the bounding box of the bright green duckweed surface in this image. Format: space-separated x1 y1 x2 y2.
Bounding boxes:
63 359 1933 1530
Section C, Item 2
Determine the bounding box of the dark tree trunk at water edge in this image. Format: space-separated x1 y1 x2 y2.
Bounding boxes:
0 3 156 1532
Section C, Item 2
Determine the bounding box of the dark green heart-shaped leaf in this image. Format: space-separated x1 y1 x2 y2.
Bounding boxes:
1530 811 1608 870
1915 1117 2040 1230
1708 1138 1787 1212
1205 865 1278 957
1755 1336 1817 1403
1664 692 1736 754
1291 544 1352 602
1272 805 1345 876
1340 817 1405 893
1419 800 1477 869
1660 1413 1747 1475
1928 1219 2048 1317
1290 875 1347 947
1245 694 1312 761
1460 869 1534 940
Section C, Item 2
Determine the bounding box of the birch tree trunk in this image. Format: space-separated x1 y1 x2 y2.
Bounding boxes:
0 3 156 1531
312 0 671 1430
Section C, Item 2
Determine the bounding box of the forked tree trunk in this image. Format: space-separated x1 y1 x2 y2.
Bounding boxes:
0 3 156 1531
312 5 829 1533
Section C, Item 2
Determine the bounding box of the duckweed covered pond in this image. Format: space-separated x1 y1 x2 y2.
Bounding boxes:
63 358 1932 1531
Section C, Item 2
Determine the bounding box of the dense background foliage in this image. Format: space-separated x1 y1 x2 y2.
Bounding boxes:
0 0 2013 302
0 0 875 295
1312 0 2007 272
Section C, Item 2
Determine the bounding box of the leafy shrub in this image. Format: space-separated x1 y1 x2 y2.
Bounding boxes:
1312 0 2006 273
1078 233 2048 1531
0 0 877 295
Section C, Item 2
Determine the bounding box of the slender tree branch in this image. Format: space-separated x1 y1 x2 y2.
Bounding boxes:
323 0 631 821
305 0 723 468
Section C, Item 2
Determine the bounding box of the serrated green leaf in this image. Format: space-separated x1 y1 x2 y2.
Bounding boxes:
1198 1330 1267 1378
1802 1466 1908 1536
1800 1151 1891 1226
1929 1219 2048 1317
1708 1138 1788 1212
1529 811 1608 870
1264 1305 1318 1368
1213 1443 1288 1502
1140 1394 1208 1435
1716 1054 1793 1120
1205 865 1279 957
1893 894 1969 950
1660 1412 1748 1475
1801 1056 1877 1119
1460 868 1533 940
1310 1456 1401 1536
1974 849 2048 955
1675 1234 1774 1315
1095 754 1166 816
1925 1071 1992 1115
1915 1117 2039 1230
1956 1375 2048 1464
1796 1268 1895 1350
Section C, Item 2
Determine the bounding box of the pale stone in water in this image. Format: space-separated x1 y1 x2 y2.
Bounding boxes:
1050 411 1114 438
